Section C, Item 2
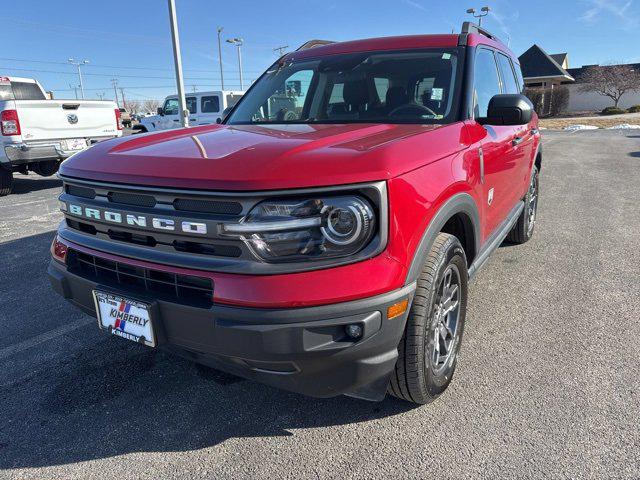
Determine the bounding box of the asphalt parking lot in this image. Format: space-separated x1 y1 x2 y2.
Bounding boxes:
1 130 639 479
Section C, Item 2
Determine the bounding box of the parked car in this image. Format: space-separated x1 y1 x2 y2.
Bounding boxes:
49 22 540 404
132 90 244 133
119 108 132 128
0 76 122 196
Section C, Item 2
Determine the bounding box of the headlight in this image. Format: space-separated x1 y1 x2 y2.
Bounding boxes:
222 195 376 263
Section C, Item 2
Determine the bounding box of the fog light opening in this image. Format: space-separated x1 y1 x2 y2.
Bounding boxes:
51 236 68 263
345 323 363 340
387 299 409 320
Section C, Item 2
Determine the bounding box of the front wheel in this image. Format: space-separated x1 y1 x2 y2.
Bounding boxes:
389 232 468 404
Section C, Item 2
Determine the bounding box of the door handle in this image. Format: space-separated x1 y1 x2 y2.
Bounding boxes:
512 136 524 147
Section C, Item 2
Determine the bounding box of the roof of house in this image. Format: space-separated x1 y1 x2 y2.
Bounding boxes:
518 44 574 81
550 53 568 67
567 63 640 82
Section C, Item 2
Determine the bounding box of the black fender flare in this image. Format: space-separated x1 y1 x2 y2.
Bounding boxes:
404 192 481 285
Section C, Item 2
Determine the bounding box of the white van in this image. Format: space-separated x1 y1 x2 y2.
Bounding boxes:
135 90 244 133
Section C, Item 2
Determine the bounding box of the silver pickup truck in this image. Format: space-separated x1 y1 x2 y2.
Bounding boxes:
0 76 122 196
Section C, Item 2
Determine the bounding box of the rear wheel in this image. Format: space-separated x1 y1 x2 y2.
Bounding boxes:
0 167 13 196
507 166 539 244
32 160 60 177
389 232 468 404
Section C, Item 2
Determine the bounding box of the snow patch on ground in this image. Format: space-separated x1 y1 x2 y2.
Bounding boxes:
564 124 599 131
605 123 640 130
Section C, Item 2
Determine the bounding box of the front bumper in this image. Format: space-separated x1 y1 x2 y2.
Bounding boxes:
48 258 415 401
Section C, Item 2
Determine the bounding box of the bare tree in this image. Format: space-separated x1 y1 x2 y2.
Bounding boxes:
142 99 161 114
578 64 640 108
127 100 142 115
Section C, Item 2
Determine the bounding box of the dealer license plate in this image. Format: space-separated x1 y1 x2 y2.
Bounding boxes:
93 291 155 347
63 138 87 151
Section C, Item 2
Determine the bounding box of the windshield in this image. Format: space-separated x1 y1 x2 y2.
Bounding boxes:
226 48 463 125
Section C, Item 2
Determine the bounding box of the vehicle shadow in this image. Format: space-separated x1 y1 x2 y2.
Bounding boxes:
629 151 640 158
0 230 415 470
10 175 62 195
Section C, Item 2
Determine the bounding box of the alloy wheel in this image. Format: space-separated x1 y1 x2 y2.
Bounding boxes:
428 264 461 375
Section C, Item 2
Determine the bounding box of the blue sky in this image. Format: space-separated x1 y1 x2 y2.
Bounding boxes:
4 0 640 102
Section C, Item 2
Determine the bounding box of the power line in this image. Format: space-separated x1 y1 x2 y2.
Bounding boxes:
0 56 265 73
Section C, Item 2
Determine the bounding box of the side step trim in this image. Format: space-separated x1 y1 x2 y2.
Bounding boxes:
468 200 524 280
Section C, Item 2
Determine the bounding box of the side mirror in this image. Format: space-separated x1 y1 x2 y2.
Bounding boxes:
480 94 533 126
157 107 164 116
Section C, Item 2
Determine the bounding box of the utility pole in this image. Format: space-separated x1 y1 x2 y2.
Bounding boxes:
226 37 244 90
97 92 105 100
111 79 119 107
168 0 189 128
466 6 490 27
119 88 127 109
273 45 288 56
68 58 89 99
217 26 225 90
69 83 78 100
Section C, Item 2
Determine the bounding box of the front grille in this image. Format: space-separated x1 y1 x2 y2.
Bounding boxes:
108 191 156 208
67 249 213 307
173 198 242 215
66 184 95 199
65 219 242 258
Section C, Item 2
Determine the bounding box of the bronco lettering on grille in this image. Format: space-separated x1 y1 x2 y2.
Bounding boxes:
65 203 208 234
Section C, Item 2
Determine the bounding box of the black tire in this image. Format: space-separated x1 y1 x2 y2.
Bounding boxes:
507 166 539 244
32 160 60 177
0 167 13 196
389 232 468 404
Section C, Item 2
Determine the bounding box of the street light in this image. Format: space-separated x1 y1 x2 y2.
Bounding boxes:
226 37 244 90
466 6 490 26
68 58 89 99
217 26 225 90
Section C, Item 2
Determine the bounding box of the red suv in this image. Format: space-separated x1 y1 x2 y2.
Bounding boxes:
49 22 540 404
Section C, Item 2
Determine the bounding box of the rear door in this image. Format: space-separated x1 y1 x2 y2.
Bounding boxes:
496 52 535 199
472 48 521 237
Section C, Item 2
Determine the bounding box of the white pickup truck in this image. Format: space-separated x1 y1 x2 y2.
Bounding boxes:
133 90 244 133
0 76 122 196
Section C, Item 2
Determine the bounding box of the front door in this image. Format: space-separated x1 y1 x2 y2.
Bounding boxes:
472 48 523 238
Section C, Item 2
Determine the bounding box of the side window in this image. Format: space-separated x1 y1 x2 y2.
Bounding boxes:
201 95 220 113
473 49 501 118
513 64 525 94
163 98 179 115
497 53 519 94
186 96 197 114
374 78 390 104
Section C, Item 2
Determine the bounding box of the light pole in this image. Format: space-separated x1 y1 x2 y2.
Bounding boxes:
111 78 119 107
273 45 288 56
167 0 189 128
226 38 244 90
68 83 78 100
68 58 89 99
217 26 225 90
466 6 490 26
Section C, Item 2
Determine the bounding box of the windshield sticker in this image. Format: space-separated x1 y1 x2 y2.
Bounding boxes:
431 88 444 101
442 53 451 60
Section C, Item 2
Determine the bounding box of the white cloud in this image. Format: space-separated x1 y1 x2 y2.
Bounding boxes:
580 0 637 26
402 0 429 13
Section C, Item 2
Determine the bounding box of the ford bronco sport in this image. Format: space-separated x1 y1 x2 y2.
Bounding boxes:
49 22 541 404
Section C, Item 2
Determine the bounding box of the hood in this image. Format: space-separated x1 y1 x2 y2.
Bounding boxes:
60 123 465 190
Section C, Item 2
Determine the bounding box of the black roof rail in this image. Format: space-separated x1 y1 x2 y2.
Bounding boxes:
296 39 335 51
459 21 501 46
